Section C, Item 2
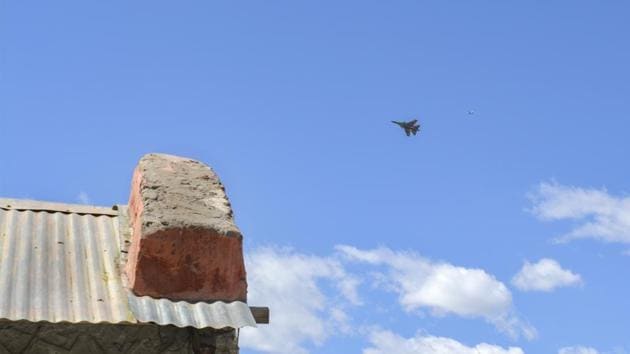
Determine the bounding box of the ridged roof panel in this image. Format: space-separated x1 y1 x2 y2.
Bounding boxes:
0 200 255 329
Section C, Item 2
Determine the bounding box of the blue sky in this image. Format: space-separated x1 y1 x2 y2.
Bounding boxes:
2 1 629 353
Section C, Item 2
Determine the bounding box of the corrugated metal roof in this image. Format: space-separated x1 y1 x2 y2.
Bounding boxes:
128 295 254 328
0 199 256 329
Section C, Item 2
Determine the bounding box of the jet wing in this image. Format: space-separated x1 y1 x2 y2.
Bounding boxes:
404 127 411 136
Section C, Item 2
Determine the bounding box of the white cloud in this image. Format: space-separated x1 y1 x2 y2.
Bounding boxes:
239 247 360 354
558 346 599 354
336 246 536 340
512 258 583 292
529 182 630 244
363 330 524 354
77 191 90 204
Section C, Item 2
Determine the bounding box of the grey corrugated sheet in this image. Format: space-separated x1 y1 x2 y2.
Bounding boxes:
128 295 253 328
0 199 255 329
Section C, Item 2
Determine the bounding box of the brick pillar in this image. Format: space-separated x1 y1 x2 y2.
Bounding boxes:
125 153 247 302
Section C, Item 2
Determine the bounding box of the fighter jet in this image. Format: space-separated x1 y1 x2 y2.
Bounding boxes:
392 119 420 136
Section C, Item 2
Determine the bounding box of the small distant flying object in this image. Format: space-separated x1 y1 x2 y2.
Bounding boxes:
468 110 475 116
392 119 420 136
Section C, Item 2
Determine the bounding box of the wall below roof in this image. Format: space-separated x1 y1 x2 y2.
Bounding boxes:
0 320 238 354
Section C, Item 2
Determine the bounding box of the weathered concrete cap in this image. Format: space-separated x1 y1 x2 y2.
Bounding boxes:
125 153 247 302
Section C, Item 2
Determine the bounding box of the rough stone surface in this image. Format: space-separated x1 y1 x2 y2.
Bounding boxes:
126 153 247 302
0 321 238 354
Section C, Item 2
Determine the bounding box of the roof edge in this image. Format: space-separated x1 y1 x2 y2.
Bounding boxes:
0 198 119 216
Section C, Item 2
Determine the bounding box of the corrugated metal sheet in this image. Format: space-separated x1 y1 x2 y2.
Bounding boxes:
128 295 254 328
0 200 255 329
